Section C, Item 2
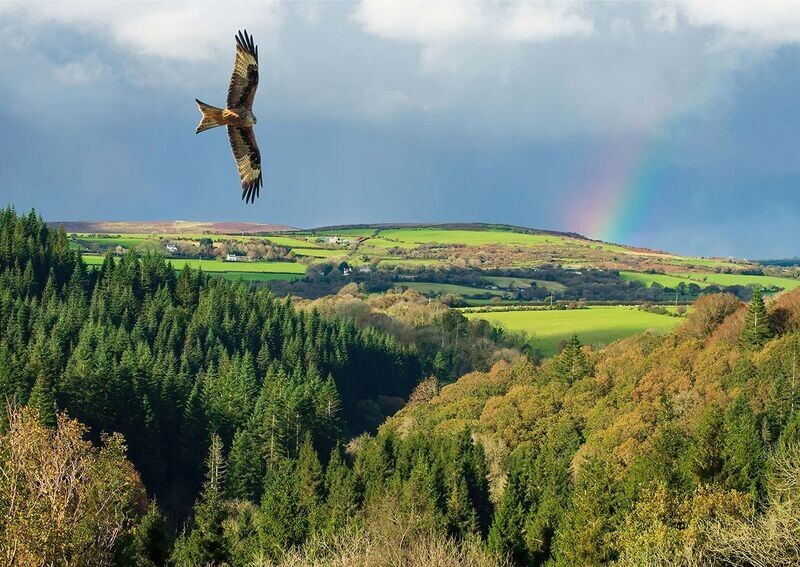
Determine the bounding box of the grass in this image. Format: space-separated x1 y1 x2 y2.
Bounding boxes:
465 306 682 356
676 273 800 290
218 272 300 282
400 282 510 298
314 228 376 237
662 257 745 269
378 258 443 267
377 228 574 247
619 271 710 289
291 248 346 258
81 254 307 274
262 236 318 247
620 271 800 292
484 276 567 293
75 236 150 249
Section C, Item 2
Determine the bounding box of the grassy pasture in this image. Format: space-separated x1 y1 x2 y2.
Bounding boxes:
484 276 567 293
400 282 510 298
262 236 317 247
619 271 710 289
75 235 150 249
465 306 681 356
378 258 443 267
377 228 574 247
314 228 376 237
290 248 346 258
219 272 300 282
663 257 745 269
81 254 307 275
677 273 800 291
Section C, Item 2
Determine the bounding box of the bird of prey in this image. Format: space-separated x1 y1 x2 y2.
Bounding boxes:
195 30 262 203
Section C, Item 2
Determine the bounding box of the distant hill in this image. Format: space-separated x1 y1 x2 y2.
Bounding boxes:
310 222 673 256
49 220 295 234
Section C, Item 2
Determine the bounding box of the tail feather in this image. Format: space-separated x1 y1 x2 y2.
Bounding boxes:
195 99 224 134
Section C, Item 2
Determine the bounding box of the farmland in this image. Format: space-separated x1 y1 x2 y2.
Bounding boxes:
464 306 683 356
620 271 800 292
64 222 799 321
400 282 511 299
81 254 305 281
65 222 765 279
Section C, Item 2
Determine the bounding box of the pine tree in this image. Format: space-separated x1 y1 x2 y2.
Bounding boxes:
688 402 724 484
296 433 325 536
227 427 263 502
741 287 773 348
722 395 765 494
553 456 619 565
257 459 303 557
554 334 588 383
28 371 57 427
324 444 358 533
488 456 527 563
172 434 228 565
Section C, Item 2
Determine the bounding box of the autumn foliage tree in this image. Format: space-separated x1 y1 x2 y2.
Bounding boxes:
0 406 147 566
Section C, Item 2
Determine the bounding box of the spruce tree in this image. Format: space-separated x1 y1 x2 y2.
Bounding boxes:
296 433 325 536
722 395 765 494
172 434 229 565
257 459 303 556
28 372 57 427
554 334 588 383
741 287 773 348
324 444 358 533
227 427 263 502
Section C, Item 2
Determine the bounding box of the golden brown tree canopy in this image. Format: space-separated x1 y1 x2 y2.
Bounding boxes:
195 30 262 203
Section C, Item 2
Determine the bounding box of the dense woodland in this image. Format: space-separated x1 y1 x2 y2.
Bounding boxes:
4 207 800 565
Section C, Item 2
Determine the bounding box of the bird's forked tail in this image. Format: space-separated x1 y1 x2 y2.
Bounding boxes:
195 99 224 134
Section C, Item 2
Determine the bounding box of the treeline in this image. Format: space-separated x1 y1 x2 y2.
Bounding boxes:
385 287 800 565
0 207 421 524
170 427 497 565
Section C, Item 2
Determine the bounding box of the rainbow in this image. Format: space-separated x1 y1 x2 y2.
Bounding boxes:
564 129 666 245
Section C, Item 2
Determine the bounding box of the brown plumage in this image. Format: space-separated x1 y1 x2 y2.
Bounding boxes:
195 30 262 204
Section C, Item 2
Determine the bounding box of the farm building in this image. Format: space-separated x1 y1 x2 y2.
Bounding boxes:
225 253 240 262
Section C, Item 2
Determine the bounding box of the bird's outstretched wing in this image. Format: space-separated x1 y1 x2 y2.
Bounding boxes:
227 30 259 110
227 126 262 203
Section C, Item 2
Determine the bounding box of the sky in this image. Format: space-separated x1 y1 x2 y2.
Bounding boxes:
0 1 799 258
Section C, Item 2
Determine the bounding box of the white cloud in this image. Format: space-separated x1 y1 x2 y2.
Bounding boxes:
0 1 282 62
351 1 593 45
677 0 800 44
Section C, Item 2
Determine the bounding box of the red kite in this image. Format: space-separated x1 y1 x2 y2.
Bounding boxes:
196 30 262 204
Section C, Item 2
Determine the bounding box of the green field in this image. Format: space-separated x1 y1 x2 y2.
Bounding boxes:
377 228 572 247
465 306 682 356
378 258 443 267
314 228 376 237
82 254 307 275
219 272 300 282
484 276 567 293
619 271 710 289
75 235 150 249
620 271 800 292
262 235 318 247
676 273 800 290
401 281 510 298
290 248 346 258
